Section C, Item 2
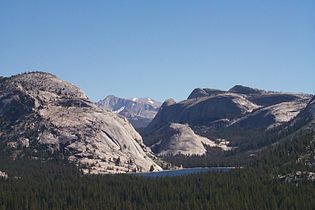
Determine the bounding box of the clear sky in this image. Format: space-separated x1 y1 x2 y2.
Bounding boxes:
1 0 314 102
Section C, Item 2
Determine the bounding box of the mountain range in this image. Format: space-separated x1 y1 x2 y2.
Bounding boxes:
142 85 312 156
96 95 161 128
1 71 314 175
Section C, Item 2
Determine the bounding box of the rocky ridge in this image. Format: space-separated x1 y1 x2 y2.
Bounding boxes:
143 85 312 155
97 95 161 128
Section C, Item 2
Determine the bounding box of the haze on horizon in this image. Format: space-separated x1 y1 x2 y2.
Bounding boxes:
1 0 314 102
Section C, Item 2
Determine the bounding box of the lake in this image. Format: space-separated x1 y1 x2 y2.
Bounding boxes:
133 167 235 178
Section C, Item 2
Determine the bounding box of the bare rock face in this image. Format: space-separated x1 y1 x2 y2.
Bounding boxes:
305 96 315 119
231 99 310 130
161 98 176 108
289 96 315 130
187 88 226 99
97 95 161 128
146 92 261 134
150 123 231 156
0 72 161 174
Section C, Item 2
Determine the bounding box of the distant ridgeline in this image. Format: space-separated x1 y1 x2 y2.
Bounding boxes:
96 95 161 129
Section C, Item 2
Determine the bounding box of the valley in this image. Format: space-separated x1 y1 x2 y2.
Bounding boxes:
0 72 314 210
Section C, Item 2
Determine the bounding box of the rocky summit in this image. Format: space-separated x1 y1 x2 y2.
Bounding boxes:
97 95 161 128
0 72 161 174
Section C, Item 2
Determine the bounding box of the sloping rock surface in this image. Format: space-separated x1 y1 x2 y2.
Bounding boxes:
0 72 161 174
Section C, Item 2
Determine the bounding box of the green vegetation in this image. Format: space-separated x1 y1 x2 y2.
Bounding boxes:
0 131 315 210
0 159 315 210
1 114 315 210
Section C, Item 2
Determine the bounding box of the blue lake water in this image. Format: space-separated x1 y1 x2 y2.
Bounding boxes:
133 167 235 178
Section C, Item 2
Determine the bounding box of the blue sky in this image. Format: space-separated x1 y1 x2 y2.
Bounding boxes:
1 0 314 102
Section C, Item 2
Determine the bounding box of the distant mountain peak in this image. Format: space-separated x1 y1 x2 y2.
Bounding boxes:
187 85 267 100
228 85 265 95
161 98 176 108
97 95 161 128
187 88 226 99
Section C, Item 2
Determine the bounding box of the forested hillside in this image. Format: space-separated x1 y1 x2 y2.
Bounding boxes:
0 129 315 210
